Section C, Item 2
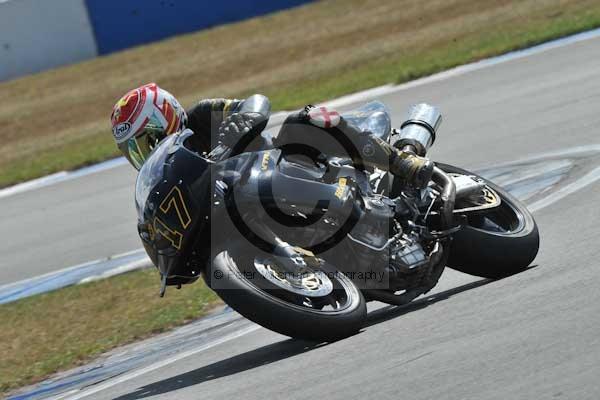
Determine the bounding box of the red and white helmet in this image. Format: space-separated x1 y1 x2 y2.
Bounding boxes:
111 83 187 169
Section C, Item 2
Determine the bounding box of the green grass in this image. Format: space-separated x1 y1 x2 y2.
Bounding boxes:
1 0 600 187
0 268 220 396
0 134 119 184
267 7 600 109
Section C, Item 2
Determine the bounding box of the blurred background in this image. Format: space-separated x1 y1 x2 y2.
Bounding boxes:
0 0 312 80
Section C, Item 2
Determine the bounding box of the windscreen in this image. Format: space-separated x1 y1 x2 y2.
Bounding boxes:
341 101 392 140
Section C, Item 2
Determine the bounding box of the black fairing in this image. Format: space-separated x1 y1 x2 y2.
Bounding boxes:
214 149 362 255
135 130 211 285
136 129 392 287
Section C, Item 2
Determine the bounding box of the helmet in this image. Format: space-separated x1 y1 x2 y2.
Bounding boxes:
111 83 188 169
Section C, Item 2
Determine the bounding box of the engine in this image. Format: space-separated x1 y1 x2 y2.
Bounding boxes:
341 192 441 292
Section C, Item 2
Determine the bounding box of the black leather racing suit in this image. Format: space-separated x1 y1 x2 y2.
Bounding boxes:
184 98 246 154
185 97 432 188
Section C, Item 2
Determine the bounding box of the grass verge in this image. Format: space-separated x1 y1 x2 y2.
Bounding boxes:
1 0 600 187
0 268 220 396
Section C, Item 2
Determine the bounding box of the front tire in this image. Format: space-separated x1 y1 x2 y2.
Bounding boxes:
208 244 367 341
438 163 540 279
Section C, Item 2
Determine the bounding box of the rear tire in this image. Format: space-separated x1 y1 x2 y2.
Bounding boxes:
208 244 367 341
437 163 540 279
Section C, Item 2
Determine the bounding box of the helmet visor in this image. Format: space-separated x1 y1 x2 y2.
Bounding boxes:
124 117 165 169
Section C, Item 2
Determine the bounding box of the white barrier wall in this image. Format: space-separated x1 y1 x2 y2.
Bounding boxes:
0 0 97 81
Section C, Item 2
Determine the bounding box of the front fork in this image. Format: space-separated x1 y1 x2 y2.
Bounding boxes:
244 215 317 285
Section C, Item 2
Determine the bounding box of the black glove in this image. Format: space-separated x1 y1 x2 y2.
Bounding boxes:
300 104 316 118
218 112 263 148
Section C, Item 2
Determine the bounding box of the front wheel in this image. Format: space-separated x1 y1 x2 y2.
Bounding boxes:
438 163 540 279
207 243 367 341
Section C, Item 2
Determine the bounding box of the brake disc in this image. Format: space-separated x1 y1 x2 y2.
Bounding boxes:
254 258 334 297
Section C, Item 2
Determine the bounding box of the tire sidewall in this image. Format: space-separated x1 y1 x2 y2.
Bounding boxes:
208 243 367 341
436 163 540 279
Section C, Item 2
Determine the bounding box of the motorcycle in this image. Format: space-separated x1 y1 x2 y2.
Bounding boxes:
135 101 539 341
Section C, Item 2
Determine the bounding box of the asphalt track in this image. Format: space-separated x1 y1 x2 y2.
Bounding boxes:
6 31 600 399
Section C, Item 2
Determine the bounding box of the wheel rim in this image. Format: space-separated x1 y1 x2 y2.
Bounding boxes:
468 188 526 235
236 254 361 315
254 257 334 297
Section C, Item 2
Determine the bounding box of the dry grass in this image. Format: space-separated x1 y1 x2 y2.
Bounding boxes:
1 0 600 186
0 268 220 395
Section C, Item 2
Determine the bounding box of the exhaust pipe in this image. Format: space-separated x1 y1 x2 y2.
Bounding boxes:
394 103 442 156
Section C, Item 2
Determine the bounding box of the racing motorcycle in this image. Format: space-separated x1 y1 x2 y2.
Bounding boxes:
135 101 539 341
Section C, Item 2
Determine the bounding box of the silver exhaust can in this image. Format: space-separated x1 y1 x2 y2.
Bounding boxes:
397 103 442 156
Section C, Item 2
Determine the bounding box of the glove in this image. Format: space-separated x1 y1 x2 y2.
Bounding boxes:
218 112 263 148
300 104 316 118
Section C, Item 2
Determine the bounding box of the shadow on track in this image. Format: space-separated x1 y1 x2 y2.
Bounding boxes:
112 339 326 400
113 277 495 400
364 278 492 327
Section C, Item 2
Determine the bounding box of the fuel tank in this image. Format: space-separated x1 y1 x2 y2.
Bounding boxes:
213 149 363 253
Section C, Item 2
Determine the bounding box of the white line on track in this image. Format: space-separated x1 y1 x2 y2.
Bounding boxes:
2 28 600 200
323 27 600 106
529 165 600 212
76 257 151 284
0 248 151 304
479 143 600 212
481 144 600 169
0 248 145 291
0 157 128 199
57 324 261 400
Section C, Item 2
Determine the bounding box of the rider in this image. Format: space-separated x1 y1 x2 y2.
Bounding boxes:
110 83 433 187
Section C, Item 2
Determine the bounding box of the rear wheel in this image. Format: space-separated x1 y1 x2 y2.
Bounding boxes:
207 243 367 341
437 163 539 279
